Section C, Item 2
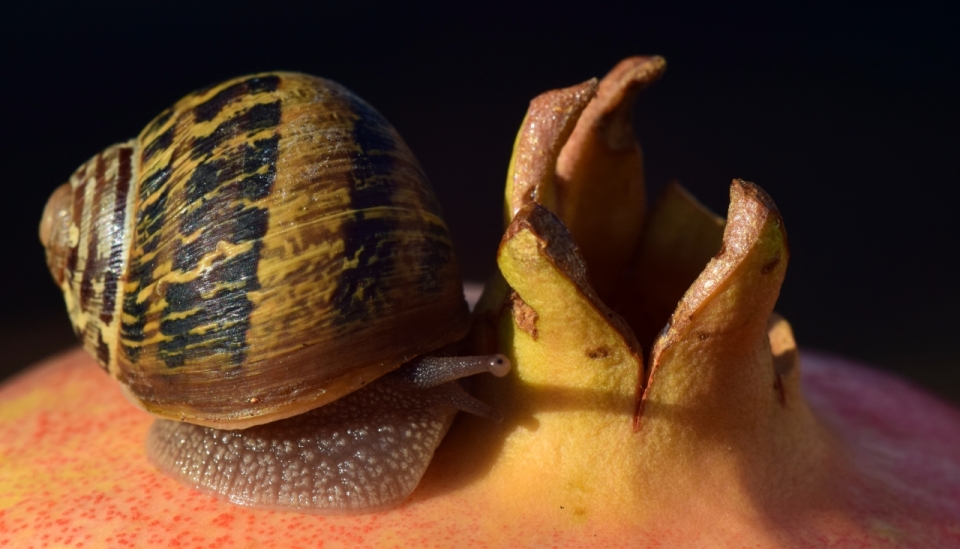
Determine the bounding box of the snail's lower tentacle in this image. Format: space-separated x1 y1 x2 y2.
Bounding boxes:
426 381 504 421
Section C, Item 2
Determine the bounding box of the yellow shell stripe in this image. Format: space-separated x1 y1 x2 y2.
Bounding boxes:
119 75 282 371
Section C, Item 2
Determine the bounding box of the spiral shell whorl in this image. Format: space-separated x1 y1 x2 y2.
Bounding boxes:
41 143 137 375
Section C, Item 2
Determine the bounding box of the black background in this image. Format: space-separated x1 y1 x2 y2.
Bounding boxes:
2 2 958 402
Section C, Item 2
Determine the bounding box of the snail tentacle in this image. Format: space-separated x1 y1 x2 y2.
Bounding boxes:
390 354 511 389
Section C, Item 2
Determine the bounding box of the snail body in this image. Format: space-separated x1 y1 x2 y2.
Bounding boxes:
40 73 507 512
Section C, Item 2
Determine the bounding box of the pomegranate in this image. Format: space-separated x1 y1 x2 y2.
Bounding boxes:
2 56 959 547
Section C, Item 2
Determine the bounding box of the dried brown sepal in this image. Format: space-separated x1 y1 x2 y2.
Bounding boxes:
554 56 666 299
641 179 793 425
505 79 598 221
616 181 725 355
493 202 643 412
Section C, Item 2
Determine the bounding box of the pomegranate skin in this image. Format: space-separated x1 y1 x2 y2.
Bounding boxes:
0 348 958 548
800 351 960 544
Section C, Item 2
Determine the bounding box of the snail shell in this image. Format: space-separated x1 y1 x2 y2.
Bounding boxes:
40 73 469 429
40 73 509 513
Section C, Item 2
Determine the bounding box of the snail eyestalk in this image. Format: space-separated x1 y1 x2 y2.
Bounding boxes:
393 354 512 388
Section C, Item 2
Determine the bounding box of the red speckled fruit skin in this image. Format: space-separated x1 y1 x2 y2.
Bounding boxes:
1 348 959 548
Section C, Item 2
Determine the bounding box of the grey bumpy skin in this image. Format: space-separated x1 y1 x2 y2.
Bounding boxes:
146 354 509 514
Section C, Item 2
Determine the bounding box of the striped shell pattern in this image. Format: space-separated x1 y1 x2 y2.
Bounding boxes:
40 73 470 429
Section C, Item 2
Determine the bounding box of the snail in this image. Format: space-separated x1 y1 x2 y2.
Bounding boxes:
39 72 510 514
